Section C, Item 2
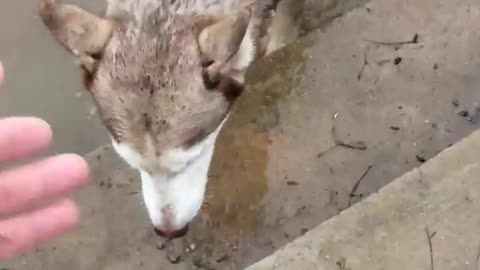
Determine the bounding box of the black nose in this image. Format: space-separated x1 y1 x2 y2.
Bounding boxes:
154 223 189 239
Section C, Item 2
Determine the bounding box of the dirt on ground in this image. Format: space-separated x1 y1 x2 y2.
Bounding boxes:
3 0 480 269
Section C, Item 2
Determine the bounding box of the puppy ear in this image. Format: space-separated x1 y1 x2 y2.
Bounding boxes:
39 0 115 72
196 3 268 85
197 12 250 65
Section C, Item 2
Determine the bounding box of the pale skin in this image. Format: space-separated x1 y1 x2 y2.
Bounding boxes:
0 61 90 260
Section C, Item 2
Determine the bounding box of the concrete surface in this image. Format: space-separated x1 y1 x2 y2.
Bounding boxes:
247 0 480 268
0 0 109 156
3 0 480 269
246 121 480 270
0 0 110 156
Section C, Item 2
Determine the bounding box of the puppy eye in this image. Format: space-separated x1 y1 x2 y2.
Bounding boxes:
200 59 214 68
201 69 220 89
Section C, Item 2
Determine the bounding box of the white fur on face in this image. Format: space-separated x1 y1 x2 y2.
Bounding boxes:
111 117 227 231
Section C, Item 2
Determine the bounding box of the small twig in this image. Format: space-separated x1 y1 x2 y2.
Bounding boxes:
365 33 419 46
331 113 368 151
317 145 336 158
357 49 369 80
317 113 368 159
425 227 436 270
332 127 368 150
336 257 351 270
348 165 373 206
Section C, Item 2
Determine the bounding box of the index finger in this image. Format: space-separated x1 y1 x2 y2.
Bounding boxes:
0 154 89 217
0 117 53 164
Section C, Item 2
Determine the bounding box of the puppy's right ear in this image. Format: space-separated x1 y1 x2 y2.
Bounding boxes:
39 0 115 72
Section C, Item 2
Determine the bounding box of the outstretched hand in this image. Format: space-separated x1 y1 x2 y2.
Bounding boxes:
0 61 90 260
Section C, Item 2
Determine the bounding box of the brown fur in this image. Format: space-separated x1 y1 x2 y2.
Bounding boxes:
39 0 304 167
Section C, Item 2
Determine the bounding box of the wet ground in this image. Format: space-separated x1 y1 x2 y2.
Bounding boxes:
0 0 108 156
4 0 480 269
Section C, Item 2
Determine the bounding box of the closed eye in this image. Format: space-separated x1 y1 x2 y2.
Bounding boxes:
201 69 220 89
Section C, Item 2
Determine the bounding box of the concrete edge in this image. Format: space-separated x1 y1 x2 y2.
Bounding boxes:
244 129 480 269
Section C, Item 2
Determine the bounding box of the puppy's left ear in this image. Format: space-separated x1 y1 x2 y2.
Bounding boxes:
39 0 116 72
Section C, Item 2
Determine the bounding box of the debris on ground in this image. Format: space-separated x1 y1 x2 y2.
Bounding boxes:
416 155 427 163
348 165 373 206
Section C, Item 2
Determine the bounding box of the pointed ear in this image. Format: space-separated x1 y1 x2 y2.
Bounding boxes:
197 8 265 84
197 13 250 65
39 0 115 72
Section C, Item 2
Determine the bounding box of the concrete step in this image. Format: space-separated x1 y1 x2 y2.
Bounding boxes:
245 110 480 270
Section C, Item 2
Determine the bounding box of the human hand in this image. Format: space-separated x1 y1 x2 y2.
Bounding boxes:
0 61 90 260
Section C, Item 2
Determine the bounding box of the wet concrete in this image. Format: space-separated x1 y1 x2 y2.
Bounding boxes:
246 121 480 270
4 0 480 269
0 0 108 156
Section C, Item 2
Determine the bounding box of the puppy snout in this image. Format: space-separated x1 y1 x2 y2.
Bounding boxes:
153 223 189 239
